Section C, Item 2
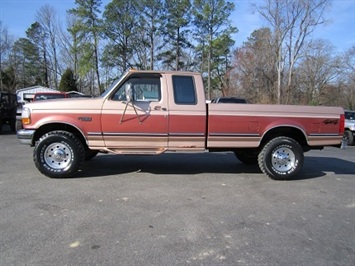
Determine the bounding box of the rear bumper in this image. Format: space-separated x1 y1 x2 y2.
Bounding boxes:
17 129 35 145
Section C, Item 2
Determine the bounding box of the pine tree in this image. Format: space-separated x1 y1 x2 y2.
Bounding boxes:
193 0 237 98
59 68 77 92
69 0 102 93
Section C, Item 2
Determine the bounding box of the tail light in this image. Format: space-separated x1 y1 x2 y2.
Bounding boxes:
339 113 345 134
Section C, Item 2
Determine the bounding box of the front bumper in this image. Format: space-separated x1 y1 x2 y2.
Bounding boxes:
17 129 35 145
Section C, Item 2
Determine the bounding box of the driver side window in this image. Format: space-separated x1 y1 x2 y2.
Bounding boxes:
112 77 161 102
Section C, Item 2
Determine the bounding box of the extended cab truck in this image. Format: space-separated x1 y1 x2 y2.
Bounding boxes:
17 70 345 180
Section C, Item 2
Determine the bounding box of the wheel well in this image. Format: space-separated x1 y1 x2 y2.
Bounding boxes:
261 126 308 150
33 123 88 148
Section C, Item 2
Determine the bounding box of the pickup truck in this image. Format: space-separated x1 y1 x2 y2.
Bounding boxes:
17 70 345 180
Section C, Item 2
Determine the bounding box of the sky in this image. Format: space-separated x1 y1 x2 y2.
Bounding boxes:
0 0 354 53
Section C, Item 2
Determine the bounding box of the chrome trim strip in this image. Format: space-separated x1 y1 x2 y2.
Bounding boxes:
309 133 340 136
100 132 205 137
209 133 260 137
88 132 103 136
169 133 205 136
103 132 168 137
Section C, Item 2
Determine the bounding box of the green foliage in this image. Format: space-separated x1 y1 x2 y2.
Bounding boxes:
158 0 192 70
11 37 46 88
59 68 77 92
192 0 237 97
102 0 139 72
0 66 17 92
69 0 102 90
26 22 49 87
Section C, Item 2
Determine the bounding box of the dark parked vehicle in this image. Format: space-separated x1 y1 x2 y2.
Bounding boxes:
33 92 68 101
0 91 17 133
211 97 247 103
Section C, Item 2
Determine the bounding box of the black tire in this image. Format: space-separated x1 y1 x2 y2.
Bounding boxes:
344 130 354 146
258 137 304 180
234 149 258 165
33 130 85 178
9 119 16 132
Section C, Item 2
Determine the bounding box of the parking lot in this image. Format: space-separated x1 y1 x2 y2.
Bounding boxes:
1 127 354 265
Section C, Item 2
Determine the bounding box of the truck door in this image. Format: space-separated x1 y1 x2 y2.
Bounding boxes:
166 74 206 150
101 73 168 153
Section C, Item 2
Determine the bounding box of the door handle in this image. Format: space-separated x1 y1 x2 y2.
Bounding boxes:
154 106 167 111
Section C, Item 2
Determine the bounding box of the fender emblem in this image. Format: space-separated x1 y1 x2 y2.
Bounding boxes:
78 117 92 122
323 119 338 125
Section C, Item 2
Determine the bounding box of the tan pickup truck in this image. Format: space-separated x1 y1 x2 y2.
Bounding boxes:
17 70 345 180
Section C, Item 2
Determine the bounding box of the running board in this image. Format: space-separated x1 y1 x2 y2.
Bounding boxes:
104 148 167 155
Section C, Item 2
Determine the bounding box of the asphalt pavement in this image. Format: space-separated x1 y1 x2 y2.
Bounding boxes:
1 128 354 265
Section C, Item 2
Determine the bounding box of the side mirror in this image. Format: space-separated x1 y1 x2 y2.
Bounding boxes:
125 83 133 102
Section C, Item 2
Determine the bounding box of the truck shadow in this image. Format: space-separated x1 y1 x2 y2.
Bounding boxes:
299 156 355 180
76 152 355 180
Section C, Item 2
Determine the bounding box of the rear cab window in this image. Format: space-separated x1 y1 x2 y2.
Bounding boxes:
172 76 197 105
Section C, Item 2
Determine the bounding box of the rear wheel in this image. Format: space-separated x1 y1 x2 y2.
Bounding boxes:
258 137 304 180
34 130 85 178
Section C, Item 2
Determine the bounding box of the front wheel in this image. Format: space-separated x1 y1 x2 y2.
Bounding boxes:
34 131 85 178
258 137 304 180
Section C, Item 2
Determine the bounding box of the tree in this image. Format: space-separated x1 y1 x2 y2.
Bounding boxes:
137 0 162 70
11 38 44 88
254 0 331 104
231 28 276 103
26 22 49 87
36 5 60 88
339 45 355 110
193 0 237 98
159 0 192 71
59 68 77 91
69 0 102 94
1 66 16 92
102 0 139 74
0 21 13 90
295 39 341 105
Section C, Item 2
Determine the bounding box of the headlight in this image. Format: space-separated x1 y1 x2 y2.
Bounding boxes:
21 107 31 125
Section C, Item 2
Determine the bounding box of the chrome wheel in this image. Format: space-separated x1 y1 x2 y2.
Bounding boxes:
44 142 72 170
271 147 295 172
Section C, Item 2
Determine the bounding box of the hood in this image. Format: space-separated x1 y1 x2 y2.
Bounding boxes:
25 97 104 110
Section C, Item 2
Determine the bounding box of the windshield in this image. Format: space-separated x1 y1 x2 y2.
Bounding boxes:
100 72 130 98
345 111 355 120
